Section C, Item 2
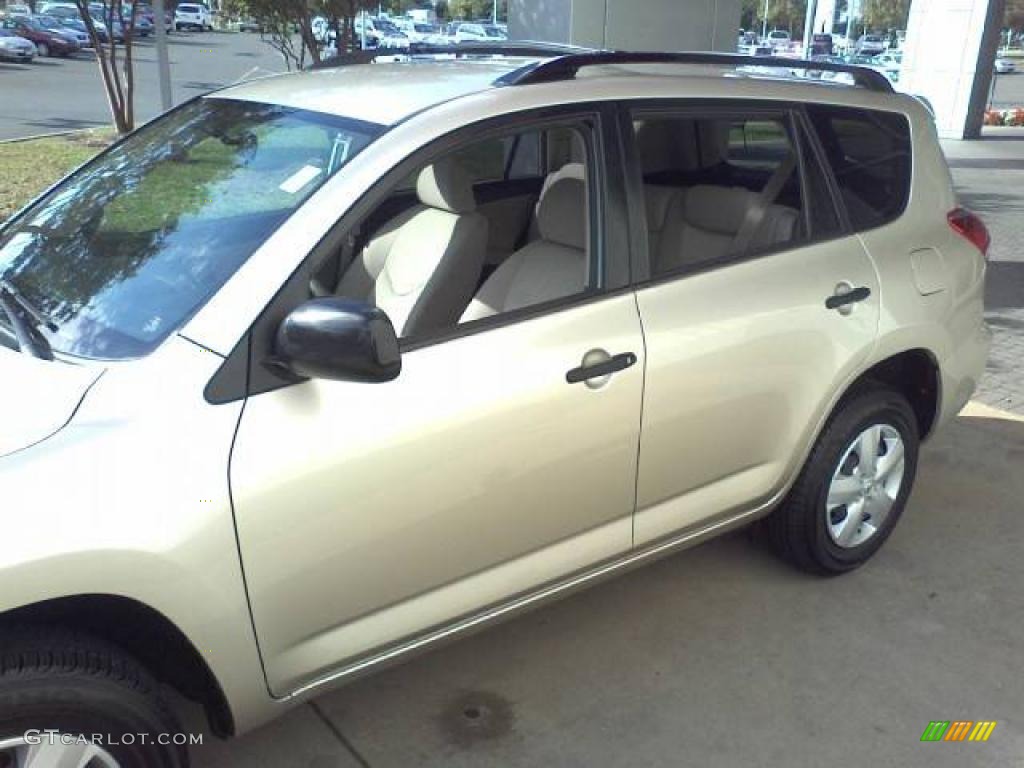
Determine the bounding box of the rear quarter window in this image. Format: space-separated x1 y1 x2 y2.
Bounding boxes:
806 105 911 231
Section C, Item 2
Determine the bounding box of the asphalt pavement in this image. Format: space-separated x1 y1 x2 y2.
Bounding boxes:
0 30 288 140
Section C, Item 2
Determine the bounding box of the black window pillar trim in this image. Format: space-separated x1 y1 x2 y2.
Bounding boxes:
793 104 854 235
612 101 652 286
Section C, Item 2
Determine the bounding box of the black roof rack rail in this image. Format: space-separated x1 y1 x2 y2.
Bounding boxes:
494 50 894 93
309 45 893 93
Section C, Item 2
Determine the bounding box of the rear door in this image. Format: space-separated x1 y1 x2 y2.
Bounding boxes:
622 103 881 544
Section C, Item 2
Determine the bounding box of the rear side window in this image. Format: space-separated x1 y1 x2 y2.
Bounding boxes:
806 105 911 231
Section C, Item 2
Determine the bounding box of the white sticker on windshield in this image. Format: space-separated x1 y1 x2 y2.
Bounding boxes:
279 165 323 194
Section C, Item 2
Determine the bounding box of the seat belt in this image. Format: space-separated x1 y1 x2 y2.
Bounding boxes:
729 152 797 257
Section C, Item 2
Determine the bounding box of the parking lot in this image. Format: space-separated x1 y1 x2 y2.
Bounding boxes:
0 30 284 140
0 32 1023 140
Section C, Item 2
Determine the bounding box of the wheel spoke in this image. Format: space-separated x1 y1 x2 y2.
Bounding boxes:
875 437 905 482
836 499 867 546
858 425 881 476
865 489 894 529
20 740 114 768
827 474 862 507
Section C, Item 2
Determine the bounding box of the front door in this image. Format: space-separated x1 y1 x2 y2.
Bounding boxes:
229 112 644 696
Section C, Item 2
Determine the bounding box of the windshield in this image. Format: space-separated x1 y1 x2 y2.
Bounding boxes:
0 98 382 360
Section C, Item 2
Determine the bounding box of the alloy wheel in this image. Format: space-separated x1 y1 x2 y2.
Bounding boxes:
825 423 905 548
0 735 120 768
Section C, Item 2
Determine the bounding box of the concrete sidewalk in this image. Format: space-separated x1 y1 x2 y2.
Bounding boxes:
945 131 1024 415
186 405 1024 767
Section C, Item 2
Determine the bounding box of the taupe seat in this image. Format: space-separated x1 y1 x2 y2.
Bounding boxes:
335 158 488 337
655 185 799 274
462 175 586 322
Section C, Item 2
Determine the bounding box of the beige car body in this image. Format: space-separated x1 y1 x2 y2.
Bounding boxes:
0 58 989 736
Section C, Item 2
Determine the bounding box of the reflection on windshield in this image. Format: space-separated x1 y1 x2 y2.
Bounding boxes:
0 98 382 360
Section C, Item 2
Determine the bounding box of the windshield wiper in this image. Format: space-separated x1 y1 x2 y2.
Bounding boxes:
0 280 55 360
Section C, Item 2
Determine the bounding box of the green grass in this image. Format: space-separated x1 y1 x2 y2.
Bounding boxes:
0 129 114 224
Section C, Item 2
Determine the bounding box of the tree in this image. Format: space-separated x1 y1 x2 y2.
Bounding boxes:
740 0 808 37
74 0 140 134
1006 0 1024 31
862 0 911 32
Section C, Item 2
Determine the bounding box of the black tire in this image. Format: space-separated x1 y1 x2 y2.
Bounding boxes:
0 626 189 768
763 387 919 575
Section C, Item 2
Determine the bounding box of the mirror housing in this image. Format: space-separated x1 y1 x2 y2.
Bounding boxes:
273 298 401 383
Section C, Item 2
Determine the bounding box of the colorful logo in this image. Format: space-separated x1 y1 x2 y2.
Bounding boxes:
921 721 997 742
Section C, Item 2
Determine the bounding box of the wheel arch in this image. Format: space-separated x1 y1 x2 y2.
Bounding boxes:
839 347 942 441
0 594 235 738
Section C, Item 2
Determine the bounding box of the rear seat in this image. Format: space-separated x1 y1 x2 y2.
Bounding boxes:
634 119 798 273
652 185 799 273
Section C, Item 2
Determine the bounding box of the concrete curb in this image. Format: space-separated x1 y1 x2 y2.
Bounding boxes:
0 128 102 145
960 401 1024 422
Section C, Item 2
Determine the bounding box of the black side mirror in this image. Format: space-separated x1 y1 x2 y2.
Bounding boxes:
273 298 401 383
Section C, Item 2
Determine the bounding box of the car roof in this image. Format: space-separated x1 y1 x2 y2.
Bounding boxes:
213 54 910 128
215 58 530 125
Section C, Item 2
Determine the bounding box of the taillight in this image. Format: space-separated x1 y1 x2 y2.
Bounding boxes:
947 207 990 258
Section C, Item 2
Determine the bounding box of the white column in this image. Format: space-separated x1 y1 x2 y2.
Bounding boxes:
899 0 1005 139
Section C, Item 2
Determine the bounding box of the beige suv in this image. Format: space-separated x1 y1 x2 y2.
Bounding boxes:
0 47 990 767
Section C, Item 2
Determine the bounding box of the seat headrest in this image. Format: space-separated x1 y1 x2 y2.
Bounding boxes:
416 158 476 214
635 120 700 176
683 185 759 235
537 176 587 250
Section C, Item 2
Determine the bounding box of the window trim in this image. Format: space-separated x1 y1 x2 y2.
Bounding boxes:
794 105 854 235
616 99 855 289
233 102 628 399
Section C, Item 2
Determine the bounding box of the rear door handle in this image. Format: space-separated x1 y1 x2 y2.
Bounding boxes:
825 285 871 312
566 352 637 384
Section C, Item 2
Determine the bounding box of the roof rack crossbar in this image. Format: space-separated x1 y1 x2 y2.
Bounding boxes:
494 50 894 92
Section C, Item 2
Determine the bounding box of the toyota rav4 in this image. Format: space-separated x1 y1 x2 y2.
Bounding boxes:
0 46 990 767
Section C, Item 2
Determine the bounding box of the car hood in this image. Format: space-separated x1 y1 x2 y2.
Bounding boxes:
0 347 103 457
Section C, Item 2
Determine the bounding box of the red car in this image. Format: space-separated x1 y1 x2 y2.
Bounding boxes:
1 16 80 57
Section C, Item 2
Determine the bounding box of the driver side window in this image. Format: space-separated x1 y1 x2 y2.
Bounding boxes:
323 120 596 342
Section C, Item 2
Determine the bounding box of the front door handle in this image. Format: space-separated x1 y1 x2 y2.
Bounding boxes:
825 285 871 314
566 351 637 385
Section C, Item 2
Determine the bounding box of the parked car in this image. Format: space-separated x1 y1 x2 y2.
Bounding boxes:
0 46 990 768
2 2 31 15
32 13 90 46
855 33 887 55
994 57 1016 74
1 15 79 56
174 2 210 31
764 28 790 49
0 26 35 60
40 3 109 39
453 22 488 43
351 15 408 49
237 15 261 32
483 23 507 40
873 50 902 82
809 32 833 56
